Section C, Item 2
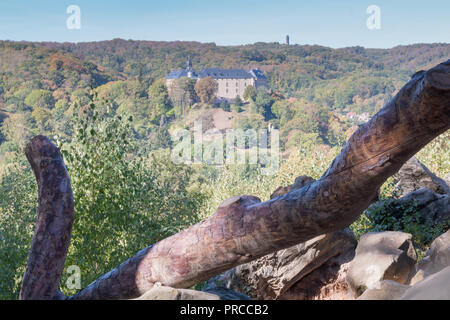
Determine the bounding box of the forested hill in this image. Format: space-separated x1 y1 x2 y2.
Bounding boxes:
2 40 449 107
38 40 450 84
0 40 449 299
0 40 449 158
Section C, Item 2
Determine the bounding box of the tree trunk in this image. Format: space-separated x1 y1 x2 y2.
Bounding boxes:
67 60 449 299
20 60 450 300
19 136 74 300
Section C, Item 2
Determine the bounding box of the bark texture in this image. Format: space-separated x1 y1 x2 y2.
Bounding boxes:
68 60 450 300
19 136 74 300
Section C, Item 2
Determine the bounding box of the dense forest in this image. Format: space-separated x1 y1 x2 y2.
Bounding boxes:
1 40 449 151
0 40 449 299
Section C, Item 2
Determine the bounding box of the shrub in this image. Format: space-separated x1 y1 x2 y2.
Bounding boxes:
58 101 204 295
0 99 205 299
218 100 230 112
0 156 37 299
365 199 445 251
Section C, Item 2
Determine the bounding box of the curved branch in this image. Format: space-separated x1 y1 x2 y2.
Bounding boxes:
19 136 74 300
69 60 449 299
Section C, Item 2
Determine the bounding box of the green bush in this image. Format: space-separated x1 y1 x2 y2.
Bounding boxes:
217 100 230 112
0 157 37 299
59 101 204 295
0 99 205 299
365 199 445 250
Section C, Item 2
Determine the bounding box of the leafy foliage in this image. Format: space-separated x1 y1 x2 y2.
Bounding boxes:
58 100 204 294
0 157 37 299
147 79 172 122
195 77 218 104
365 200 445 251
0 99 205 298
0 40 449 299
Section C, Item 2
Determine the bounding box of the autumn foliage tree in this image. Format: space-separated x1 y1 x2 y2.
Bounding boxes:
194 76 218 105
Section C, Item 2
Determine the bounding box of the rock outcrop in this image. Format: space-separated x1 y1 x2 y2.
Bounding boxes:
278 246 355 300
401 266 450 300
348 230 450 300
207 228 357 300
134 285 220 300
392 156 450 198
357 280 410 300
346 231 417 297
414 229 450 280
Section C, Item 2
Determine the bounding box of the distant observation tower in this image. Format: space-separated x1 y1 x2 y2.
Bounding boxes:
286 35 290 45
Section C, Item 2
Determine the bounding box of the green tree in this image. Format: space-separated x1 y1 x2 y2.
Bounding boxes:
58 100 203 293
233 95 243 107
31 107 53 132
24 89 55 110
0 97 205 299
0 156 37 299
270 100 288 120
243 85 257 101
254 89 274 119
170 77 198 119
218 100 230 112
148 79 172 122
182 78 198 105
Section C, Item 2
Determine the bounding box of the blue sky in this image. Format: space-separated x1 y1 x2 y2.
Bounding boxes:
0 0 449 48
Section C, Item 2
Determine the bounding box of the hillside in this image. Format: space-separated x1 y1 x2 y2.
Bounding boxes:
0 40 449 299
1 40 449 158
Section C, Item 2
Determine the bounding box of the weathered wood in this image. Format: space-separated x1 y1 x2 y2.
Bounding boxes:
19 136 74 300
68 60 450 300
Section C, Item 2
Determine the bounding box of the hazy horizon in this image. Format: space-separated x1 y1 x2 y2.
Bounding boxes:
2 37 449 51
1 0 449 49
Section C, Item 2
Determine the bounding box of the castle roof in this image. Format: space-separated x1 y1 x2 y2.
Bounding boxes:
165 59 266 81
165 69 198 80
198 68 253 79
248 69 266 80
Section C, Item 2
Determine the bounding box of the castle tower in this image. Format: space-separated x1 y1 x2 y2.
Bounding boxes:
186 57 193 78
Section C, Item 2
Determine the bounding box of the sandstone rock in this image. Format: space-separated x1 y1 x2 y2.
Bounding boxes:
401 266 450 300
357 280 410 300
393 156 450 198
278 245 355 300
401 188 450 226
134 285 220 300
415 229 450 278
346 231 417 297
409 269 426 286
208 228 356 300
